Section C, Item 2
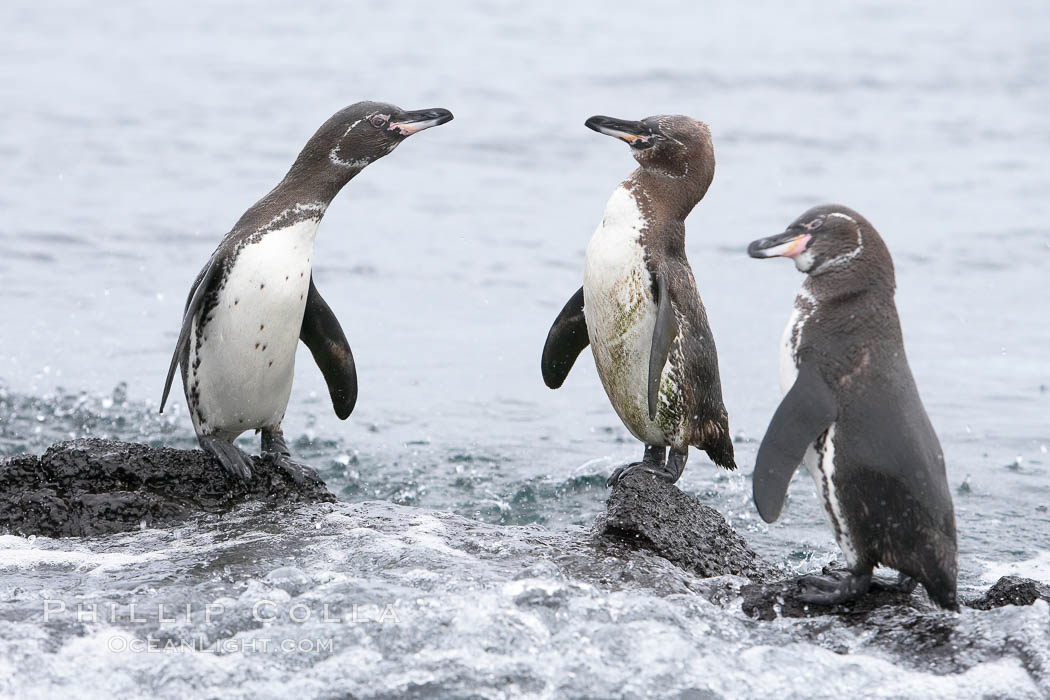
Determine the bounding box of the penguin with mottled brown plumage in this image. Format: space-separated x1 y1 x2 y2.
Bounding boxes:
542 114 736 486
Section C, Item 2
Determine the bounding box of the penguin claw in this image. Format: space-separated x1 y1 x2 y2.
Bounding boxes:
199 435 254 481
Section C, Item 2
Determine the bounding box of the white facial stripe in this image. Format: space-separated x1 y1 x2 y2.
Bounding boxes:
812 219 864 274
342 117 365 137
328 147 370 169
827 212 857 224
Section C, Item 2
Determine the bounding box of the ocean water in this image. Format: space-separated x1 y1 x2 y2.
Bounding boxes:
1 1 1048 697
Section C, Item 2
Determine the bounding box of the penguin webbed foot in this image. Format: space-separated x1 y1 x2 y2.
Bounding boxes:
261 427 320 486
269 454 321 486
870 572 917 594
797 570 873 606
607 445 683 487
199 435 254 481
260 427 292 457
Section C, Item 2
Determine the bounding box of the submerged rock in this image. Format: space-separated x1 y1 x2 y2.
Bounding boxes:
0 438 334 538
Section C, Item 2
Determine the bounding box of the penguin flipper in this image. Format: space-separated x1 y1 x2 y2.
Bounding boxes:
541 287 589 389
159 255 223 413
754 361 838 523
648 272 678 421
300 276 358 420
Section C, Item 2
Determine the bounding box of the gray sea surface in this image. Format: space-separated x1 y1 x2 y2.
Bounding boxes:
0 1 1048 697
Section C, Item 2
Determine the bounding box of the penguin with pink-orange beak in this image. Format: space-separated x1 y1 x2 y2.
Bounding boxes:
748 204 958 610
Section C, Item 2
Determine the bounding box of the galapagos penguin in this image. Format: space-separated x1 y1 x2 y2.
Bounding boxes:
748 204 958 609
160 101 453 481
541 114 736 485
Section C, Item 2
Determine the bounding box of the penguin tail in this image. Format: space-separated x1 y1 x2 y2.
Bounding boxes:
901 534 958 611
920 552 959 611
925 582 959 611
696 415 736 471
697 411 739 470
704 436 737 471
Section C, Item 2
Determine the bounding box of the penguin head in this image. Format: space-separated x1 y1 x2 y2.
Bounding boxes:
748 204 873 275
304 101 453 175
584 114 715 188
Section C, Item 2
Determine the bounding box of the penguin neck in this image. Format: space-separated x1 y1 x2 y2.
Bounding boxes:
277 156 362 207
805 257 896 307
628 166 707 227
233 160 364 237
622 168 706 256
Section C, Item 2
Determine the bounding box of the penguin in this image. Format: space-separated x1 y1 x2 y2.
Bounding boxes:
159 101 453 482
541 114 736 486
747 204 958 610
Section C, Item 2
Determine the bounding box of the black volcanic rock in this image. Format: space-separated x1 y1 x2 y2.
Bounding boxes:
966 575 1050 610
741 568 1050 620
0 438 334 537
596 471 777 582
739 563 921 620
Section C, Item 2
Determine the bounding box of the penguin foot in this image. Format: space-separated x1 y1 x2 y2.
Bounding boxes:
270 454 321 486
199 435 254 481
607 444 679 486
870 573 918 594
797 570 873 606
606 462 660 487
260 426 320 485
261 427 292 457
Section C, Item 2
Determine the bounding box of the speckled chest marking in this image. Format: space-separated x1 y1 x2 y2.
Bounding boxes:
583 185 684 446
779 284 856 564
778 285 816 393
188 218 319 439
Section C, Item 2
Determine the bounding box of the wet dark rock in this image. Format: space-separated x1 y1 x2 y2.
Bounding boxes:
741 568 1050 621
739 563 922 621
966 575 1050 610
596 471 778 582
0 438 334 538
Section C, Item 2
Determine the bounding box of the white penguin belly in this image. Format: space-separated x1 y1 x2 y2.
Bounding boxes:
583 186 679 446
189 219 318 438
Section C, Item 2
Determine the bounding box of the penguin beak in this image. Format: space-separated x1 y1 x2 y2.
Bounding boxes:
748 231 813 259
585 115 663 149
387 108 454 136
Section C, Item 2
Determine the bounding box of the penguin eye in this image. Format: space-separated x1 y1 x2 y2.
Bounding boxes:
370 115 388 128
802 217 824 231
